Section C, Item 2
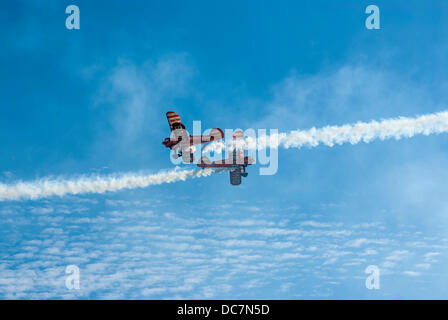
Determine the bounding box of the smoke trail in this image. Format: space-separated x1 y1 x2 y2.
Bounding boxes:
0 168 213 201
275 110 448 149
3 111 447 201
204 110 448 152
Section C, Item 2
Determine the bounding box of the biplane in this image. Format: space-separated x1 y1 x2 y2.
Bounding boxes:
197 130 254 186
162 111 224 163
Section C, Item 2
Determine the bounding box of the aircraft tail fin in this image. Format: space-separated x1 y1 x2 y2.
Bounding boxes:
166 111 185 131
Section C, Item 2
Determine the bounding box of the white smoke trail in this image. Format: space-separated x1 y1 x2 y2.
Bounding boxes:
3 111 447 201
204 110 448 152
276 110 448 149
0 168 213 202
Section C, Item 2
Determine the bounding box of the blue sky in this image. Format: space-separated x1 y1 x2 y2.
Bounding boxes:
1 1 448 299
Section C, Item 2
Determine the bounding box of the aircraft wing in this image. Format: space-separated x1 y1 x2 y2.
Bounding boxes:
189 128 224 145
197 156 235 168
197 154 254 168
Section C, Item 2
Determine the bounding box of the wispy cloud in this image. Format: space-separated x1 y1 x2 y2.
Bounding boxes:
1 198 446 299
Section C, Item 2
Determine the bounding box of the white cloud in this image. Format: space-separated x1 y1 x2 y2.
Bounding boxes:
345 238 389 248
1 197 446 299
403 271 421 277
415 263 431 270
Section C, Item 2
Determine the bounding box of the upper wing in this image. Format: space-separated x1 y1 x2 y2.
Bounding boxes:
189 128 224 145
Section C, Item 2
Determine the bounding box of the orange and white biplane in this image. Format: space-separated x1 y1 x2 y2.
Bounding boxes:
197 130 254 186
162 111 224 163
